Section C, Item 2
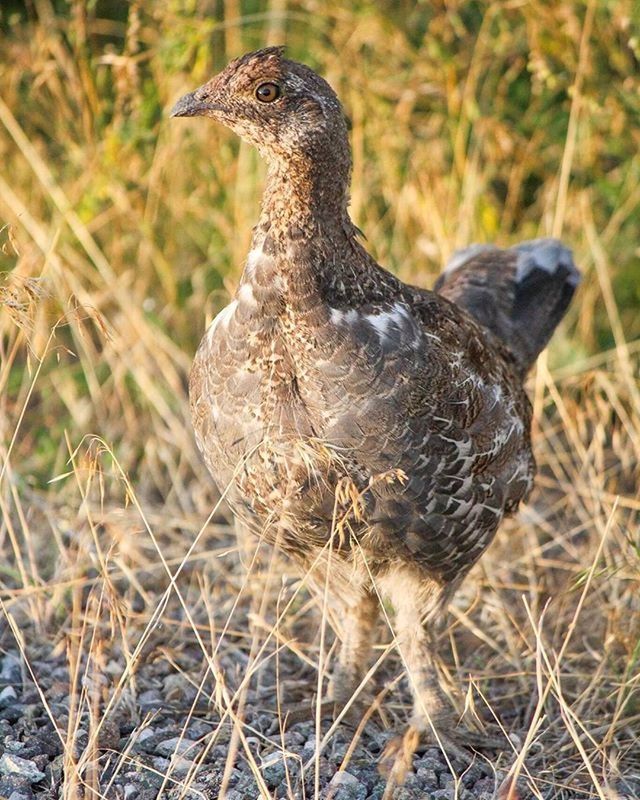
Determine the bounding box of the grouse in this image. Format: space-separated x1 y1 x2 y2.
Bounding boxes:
171 47 579 765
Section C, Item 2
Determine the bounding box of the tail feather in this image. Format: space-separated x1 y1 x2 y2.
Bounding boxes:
434 238 580 374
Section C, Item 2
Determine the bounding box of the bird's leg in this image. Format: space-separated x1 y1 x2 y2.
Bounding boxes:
278 591 378 727
388 575 451 732
328 590 379 709
379 572 501 781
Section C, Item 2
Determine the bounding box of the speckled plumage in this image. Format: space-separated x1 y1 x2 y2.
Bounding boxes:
172 48 579 755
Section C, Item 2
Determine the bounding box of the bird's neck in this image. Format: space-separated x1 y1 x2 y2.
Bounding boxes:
258 149 354 242
238 145 381 320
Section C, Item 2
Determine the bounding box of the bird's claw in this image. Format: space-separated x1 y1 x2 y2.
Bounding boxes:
379 721 505 785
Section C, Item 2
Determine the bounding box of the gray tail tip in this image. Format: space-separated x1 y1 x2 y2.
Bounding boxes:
513 238 581 287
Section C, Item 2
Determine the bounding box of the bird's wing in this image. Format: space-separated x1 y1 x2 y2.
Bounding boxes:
306 292 534 579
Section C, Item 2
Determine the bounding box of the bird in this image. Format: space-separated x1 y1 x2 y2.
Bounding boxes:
171 46 580 770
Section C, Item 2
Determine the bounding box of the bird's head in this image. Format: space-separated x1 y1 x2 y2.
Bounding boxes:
170 47 349 167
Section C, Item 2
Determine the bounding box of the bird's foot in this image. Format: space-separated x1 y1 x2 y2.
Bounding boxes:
379 720 505 784
378 724 422 788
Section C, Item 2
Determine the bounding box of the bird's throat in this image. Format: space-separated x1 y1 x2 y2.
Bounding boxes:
259 155 352 243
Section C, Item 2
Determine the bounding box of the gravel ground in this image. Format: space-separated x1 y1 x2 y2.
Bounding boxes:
0 643 501 800
0 513 638 800
0 639 638 800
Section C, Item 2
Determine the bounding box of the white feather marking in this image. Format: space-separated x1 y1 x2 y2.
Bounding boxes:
330 308 359 325
245 247 263 278
207 300 238 343
238 282 257 308
366 303 422 347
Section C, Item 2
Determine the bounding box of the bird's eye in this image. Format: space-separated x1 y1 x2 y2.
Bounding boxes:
255 82 281 103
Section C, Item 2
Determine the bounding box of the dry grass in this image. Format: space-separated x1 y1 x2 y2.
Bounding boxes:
0 1 639 798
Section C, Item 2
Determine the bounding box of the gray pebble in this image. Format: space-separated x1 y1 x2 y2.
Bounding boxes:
431 789 455 800
415 766 437 785
0 704 26 723
3 741 25 755
154 736 197 757
35 730 61 758
438 773 455 790
328 770 367 799
138 689 164 712
260 753 287 787
0 775 33 797
0 654 21 685
152 756 171 773
186 720 210 739
0 686 18 709
329 771 362 787
44 754 64 783
0 754 45 784
417 754 443 773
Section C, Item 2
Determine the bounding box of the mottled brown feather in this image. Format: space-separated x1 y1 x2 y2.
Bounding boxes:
172 48 579 746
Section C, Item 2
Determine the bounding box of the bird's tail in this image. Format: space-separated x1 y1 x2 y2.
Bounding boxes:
434 238 580 375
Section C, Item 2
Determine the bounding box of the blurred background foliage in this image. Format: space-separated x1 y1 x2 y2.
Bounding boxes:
0 0 639 498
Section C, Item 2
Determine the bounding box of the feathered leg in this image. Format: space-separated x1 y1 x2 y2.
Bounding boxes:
378 570 500 781
282 590 378 725
329 590 379 707
382 571 452 733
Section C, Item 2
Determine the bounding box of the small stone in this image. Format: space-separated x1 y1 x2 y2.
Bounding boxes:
282 730 305 746
328 771 367 799
163 674 194 702
419 754 443 773
8 790 34 800
30 755 48 773
416 766 437 785
138 690 163 712
44 754 64 783
432 789 455 800
152 756 171 773
0 654 21 685
329 772 362 788
171 756 194 777
134 726 156 743
0 754 45 784
0 705 26 723
3 741 25 755
260 753 286 787
0 686 18 709
438 773 455 790
35 729 62 758
98 717 121 750
154 737 197 757
186 720 210 740
0 775 30 794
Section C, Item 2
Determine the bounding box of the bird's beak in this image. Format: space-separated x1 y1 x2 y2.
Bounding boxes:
170 88 225 118
170 91 205 118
